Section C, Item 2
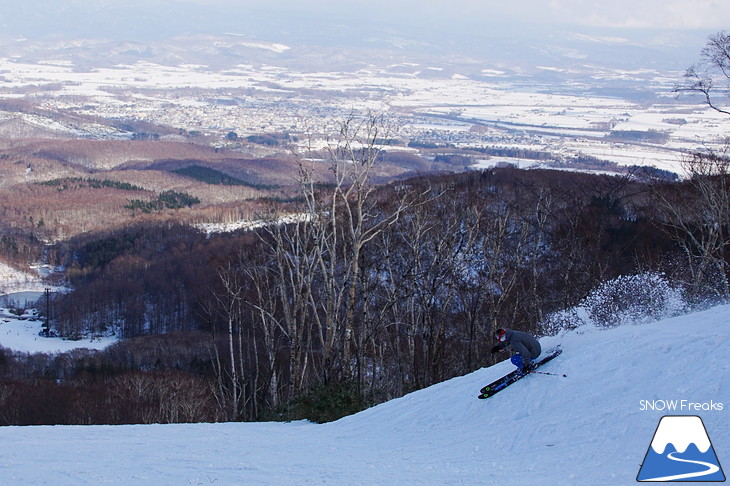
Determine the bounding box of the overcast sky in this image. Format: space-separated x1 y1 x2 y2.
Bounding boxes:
0 0 726 42
256 0 730 30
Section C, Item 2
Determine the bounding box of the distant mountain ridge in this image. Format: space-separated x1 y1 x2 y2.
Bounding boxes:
0 23 707 89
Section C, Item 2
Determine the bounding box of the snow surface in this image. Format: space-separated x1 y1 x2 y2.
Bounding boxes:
0 305 728 485
0 262 48 296
0 308 116 353
0 261 114 353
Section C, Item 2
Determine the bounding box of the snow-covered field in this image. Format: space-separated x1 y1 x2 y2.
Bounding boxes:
1 55 727 174
0 262 113 353
0 308 116 354
0 304 726 485
0 263 50 297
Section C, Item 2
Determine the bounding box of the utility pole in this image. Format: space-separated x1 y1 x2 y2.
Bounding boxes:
42 288 50 337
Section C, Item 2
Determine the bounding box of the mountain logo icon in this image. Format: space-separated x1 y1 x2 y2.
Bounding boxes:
637 415 725 482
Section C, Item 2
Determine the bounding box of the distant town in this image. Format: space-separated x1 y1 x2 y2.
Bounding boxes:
0 35 727 176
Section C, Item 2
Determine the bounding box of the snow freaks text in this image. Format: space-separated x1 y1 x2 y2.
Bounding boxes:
639 400 724 412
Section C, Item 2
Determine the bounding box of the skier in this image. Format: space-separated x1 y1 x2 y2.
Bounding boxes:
490 328 541 373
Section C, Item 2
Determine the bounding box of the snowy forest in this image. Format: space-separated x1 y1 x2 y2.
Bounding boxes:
0 34 729 426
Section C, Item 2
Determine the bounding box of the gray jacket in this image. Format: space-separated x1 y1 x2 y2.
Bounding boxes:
499 329 541 360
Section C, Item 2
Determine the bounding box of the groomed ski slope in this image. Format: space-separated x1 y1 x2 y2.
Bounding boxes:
1 305 728 486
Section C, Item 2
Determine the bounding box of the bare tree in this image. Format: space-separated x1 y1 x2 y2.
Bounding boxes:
0 383 13 424
246 113 428 399
254 213 318 400
666 30 730 299
242 261 279 412
324 113 404 379
675 31 730 115
209 261 246 421
298 113 419 381
653 150 730 299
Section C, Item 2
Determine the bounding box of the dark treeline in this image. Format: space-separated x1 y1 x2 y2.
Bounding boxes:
0 334 220 424
1 159 727 425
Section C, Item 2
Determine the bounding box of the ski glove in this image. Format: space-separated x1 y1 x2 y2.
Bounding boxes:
490 344 504 354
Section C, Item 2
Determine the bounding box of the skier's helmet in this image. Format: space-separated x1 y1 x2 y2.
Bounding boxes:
495 329 506 342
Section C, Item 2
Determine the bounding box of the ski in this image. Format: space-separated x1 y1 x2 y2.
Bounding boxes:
477 347 562 399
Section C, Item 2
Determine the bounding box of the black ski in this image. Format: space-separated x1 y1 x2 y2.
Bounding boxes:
477 347 562 399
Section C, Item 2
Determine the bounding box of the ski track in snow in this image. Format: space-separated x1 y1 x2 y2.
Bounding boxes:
0 305 727 485
643 452 721 482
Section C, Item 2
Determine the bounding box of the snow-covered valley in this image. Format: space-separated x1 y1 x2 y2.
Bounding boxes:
0 34 727 176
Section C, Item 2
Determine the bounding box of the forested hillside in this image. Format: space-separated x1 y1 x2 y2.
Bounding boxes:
1 143 727 424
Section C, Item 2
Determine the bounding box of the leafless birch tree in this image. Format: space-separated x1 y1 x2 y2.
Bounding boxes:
675 31 730 115
653 150 730 299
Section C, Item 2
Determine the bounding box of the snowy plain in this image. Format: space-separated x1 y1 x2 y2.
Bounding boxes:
0 310 116 354
1 54 728 175
0 262 113 353
0 303 727 485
